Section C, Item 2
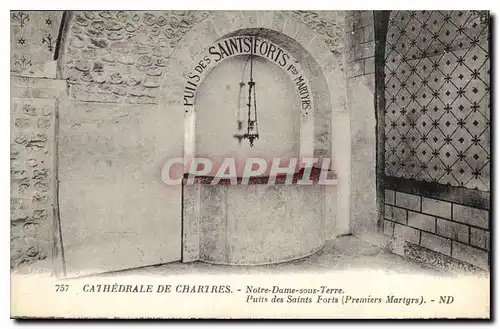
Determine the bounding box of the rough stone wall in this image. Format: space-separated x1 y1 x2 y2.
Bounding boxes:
380 11 491 271
63 11 210 104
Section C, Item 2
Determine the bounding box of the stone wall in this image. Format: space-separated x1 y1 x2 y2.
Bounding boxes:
195 55 301 163
156 10 349 238
10 11 67 273
16 10 486 275
11 10 351 275
10 77 66 273
383 11 490 191
345 11 378 238
346 10 491 273
346 11 375 78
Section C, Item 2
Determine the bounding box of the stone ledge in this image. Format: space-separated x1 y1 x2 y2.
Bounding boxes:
182 167 338 185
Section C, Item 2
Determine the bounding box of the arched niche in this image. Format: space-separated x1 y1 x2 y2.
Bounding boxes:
177 28 332 170
195 53 301 169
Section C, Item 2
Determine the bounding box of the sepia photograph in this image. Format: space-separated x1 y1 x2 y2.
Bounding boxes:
8 5 492 319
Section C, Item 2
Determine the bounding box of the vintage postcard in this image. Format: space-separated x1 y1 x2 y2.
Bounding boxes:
10 9 491 319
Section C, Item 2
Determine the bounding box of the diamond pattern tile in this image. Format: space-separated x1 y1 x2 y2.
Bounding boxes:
384 10 490 191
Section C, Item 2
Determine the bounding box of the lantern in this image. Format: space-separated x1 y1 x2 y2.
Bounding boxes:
233 46 259 147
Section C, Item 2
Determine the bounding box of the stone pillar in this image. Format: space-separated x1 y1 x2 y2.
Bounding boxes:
10 77 67 275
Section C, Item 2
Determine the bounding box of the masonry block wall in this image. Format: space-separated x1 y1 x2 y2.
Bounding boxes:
383 190 489 270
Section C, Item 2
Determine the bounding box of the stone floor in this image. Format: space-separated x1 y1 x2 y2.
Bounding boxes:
98 235 447 278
